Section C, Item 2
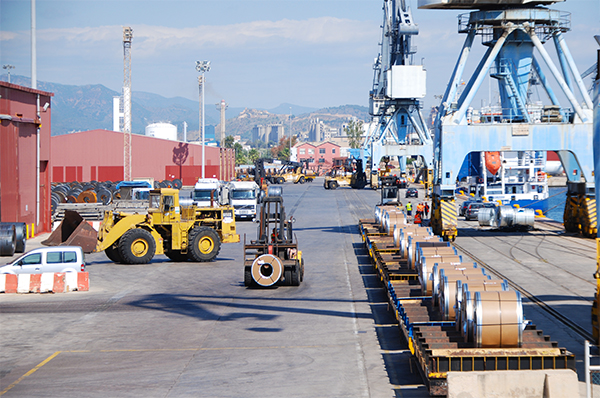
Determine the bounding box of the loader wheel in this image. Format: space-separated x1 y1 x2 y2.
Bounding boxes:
188 227 221 262
118 228 156 264
300 258 305 282
165 249 188 262
329 181 338 190
299 176 306 184
105 242 123 264
278 177 285 184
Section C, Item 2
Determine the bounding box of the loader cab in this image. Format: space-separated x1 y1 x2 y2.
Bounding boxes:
148 189 181 224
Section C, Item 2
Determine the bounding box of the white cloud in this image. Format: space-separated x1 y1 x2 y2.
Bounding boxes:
33 17 379 56
0 31 18 41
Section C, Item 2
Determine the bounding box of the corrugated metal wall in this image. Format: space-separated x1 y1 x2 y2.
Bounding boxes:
0 82 53 234
51 130 235 185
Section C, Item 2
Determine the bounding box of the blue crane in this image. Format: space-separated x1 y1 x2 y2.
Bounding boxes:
361 0 433 189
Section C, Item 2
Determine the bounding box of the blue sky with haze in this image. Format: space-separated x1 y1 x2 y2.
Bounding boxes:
1 0 598 112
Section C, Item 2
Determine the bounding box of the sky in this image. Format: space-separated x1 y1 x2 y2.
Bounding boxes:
1 0 599 112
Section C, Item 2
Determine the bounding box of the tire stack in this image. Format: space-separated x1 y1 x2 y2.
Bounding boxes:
0 222 26 256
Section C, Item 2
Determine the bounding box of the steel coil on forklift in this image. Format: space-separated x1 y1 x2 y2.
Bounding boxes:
250 254 283 287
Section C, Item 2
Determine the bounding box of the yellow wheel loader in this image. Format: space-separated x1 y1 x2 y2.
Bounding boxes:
43 188 240 264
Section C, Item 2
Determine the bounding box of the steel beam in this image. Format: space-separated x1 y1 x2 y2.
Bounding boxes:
532 56 560 106
554 31 594 110
526 24 590 123
452 26 513 124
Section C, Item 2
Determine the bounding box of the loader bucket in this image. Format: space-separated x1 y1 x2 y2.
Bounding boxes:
42 210 98 253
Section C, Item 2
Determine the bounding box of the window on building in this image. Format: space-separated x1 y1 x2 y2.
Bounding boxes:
299 148 305 155
332 149 336 154
318 158 325 163
319 148 326 154
308 149 314 155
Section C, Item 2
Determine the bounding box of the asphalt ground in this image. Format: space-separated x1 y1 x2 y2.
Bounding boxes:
0 180 427 398
1 179 598 397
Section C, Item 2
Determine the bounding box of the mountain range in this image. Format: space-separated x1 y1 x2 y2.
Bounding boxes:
3 75 369 142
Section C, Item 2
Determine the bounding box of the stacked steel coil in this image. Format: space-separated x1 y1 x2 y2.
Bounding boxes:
359 204 575 395
478 205 535 229
51 179 183 214
367 205 527 347
0 222 26 256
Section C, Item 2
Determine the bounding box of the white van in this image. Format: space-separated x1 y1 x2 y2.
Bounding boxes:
0 246 86 274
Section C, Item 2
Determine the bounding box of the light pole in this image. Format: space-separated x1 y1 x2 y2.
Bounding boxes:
3 65 15 83
196 60 210 179
289 107 292 161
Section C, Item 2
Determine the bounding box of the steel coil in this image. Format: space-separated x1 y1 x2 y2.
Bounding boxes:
513 208 535 227
419 255 463 295
78 190 97 203
399 227 432 257
431 262 479 304
251 254 283 287
267 186 283 197
478 207 497 227
172 178 183 189
393 224 420 249
457 279 509 340
384 210 405 235
474 290 523 348
407 236 445 269
439 272 490 321
413 245 456 273
0 224 16 256
96 188 112 205
2 222 26 253
497 206 515 227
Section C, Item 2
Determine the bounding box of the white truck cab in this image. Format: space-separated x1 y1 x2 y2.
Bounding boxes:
227 181 259 219
193 178 223 207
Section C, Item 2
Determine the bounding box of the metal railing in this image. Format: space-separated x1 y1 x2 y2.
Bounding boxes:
585 340 600 398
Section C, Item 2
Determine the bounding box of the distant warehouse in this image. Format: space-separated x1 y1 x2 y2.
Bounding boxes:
51 129 235 185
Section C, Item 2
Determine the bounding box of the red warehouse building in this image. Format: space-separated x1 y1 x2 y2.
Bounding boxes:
51 129 235 186
296 141 341 172
0 81 53 234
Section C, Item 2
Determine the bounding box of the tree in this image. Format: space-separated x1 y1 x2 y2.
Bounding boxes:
233 142 248 165
345 120 364 149
248 148 260 163
270 136 297 161
224 135 235 148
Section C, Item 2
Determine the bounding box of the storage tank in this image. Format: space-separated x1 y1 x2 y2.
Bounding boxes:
145 123 177 141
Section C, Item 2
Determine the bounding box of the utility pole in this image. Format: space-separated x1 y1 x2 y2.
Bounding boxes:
289 107 293 161
122 27 133 181
196 60 210 179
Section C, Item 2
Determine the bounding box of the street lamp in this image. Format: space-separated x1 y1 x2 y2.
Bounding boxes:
289 107 293 161
3 65 15 83
196 60 211 179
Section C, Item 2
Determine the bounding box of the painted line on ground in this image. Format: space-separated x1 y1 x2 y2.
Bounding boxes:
0 351 61 396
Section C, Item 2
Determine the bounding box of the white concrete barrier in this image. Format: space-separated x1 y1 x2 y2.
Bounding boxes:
447 369 578 398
